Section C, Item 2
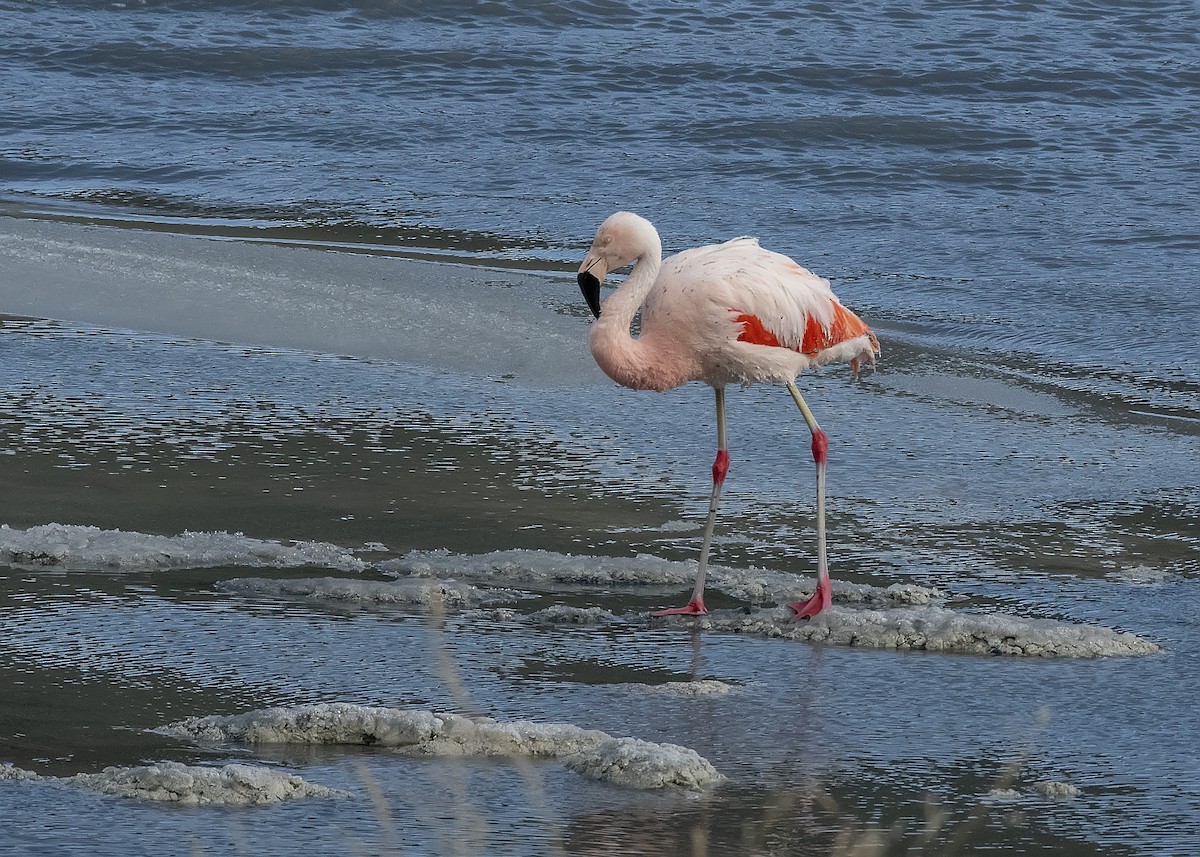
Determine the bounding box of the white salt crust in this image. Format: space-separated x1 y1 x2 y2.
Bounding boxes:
0 764 38 781
69 762 345 805
383 548 945 606
0 761 342 805
0 523 364 573
218 576 517 607
638 680 737 697
160 703 722 791
1032 780 1081 798
986 780 1082 801
530 605 619 624
1108 565 1172 583
661 606 1159 658
386 550 1158 658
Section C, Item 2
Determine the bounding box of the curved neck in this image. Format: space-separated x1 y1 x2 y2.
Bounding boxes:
597 252 660 337
589 251 687 392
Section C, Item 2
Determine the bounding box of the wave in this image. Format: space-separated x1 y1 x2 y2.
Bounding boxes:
159 703 722 791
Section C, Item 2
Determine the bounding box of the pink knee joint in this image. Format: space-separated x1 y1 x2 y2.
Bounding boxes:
811 429 829 465
712 449 730 485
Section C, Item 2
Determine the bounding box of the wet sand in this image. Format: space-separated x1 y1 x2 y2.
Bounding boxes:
0 212 592 382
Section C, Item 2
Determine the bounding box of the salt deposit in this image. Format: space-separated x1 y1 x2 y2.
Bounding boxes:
383 548 945 606
0 764 38 781
530 605 619 624
380 550 1156 657
161 704 458 747
384 548 695 588
984 788 1023 801
69 761 345 805
1032 780 1081 798
160 703 722 790
0 761 340 805
218 576 517 607
639 680 736 696
564 737 721 790
0 523 364 573
1108 565 1172 584
985 781 1082 800
472 607 521 622
663 606 1159 658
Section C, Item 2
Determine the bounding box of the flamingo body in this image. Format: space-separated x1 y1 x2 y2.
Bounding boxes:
581 214 877 393
577 212 879 619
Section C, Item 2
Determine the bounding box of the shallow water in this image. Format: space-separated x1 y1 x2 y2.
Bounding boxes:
4 0 1199 396
2 254 1198 853
2 0 1200 853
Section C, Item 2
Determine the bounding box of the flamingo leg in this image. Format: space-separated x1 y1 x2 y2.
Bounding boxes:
653 386 728 616
785 381 831 619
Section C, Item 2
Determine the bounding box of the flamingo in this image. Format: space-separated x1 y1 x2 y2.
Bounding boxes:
576 212 879 619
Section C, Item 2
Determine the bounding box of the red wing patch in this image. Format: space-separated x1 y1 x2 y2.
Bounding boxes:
736 303 873 355
733 313 783 348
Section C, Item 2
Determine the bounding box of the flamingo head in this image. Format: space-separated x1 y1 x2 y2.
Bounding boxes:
576 211 659 319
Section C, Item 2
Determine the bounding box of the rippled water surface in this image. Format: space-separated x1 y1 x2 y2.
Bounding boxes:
1 307 1197 855
1 1 1198 854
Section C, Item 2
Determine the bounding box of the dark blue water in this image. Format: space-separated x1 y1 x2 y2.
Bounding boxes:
2 0 1198 415
2 2 1199 855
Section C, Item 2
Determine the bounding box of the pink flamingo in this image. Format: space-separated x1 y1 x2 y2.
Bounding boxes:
576 212 879 619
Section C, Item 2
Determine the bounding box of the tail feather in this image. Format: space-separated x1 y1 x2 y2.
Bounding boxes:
801 301 872 355
803 302 880 375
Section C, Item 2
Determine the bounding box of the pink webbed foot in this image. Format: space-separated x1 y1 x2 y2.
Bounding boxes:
788 576 831 620
652 596 707 617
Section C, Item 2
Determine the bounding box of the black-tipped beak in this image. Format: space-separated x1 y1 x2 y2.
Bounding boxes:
577 270 602 319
